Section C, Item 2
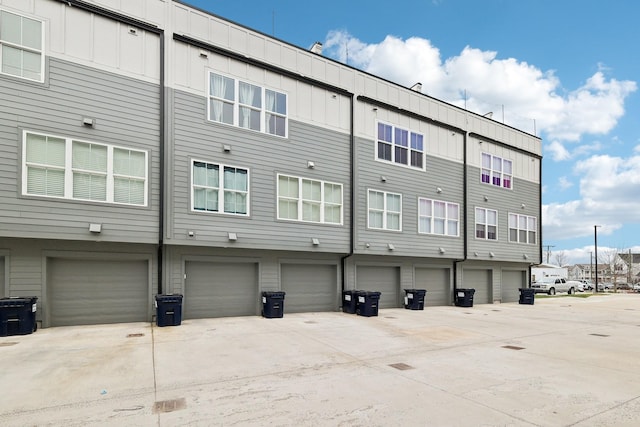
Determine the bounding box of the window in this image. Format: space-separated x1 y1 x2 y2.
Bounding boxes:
481 153 512 189
509 213 537 244
368 190 401 231
208 72 287 137
419 198 459 236
0 10 43 82
192 161 248 215
377 122 424 169
475 208 497 240
23 131 147 205
277 175 342 224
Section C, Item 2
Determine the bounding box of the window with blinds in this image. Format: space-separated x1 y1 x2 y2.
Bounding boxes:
23 131 148 206
0 9 44 82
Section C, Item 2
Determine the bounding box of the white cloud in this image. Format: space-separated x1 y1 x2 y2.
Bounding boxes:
545 141 571 161
542 153 640 240
558 177 573 190
323 31 636 144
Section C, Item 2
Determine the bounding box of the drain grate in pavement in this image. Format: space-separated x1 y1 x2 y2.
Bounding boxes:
127 333 145 338
304 321 317 324
0 342 18 347
502 345 525 350
385 316 397 319
389 363 414 371
153 398 186 413
589 333 610 337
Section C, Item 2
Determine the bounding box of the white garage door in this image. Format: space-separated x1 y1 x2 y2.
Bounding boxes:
356 266 401 308
184 262 258 319
281 264 337 313
461 269 492 304
414 268 451 306
48 258 149 327
502 270 526 302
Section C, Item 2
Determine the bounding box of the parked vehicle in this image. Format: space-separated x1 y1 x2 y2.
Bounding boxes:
634 284 640 292
531 278 582 295
578 280 594 291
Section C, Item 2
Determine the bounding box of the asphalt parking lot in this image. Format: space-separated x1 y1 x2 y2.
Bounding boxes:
2 293 640 427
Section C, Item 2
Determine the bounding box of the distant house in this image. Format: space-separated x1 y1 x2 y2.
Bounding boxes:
616 253 640 284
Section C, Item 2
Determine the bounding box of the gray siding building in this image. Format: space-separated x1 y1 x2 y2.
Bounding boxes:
0 0 542 328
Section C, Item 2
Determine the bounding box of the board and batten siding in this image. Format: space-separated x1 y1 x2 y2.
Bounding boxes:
166 89 351 253
0 1 162 84
353 135 465 259
0 58 160 243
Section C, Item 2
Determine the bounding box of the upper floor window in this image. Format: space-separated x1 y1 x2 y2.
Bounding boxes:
419 198 459 237
0 10 43 82
481 153 512 189
509 213 537 244
475 207 497 240
377 122 424 170
192 160 249 215
277 174 342 224
368 190 402 231
208 72 287 137
23 131 147 205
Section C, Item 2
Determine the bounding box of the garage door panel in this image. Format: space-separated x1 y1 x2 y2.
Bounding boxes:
185 262 258 319
415 268 450 306
356 266 400 308
502 270 525 303
281 264 337 313
462 269 492 304
49 259 148 326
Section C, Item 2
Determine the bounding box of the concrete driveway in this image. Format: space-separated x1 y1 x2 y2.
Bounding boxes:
1 294 640 426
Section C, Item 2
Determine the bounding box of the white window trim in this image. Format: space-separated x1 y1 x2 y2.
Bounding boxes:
21 130 148 206
481 152 513 190
0 8 45 83
191 159 250 216
508 213 537 244
375 121 426 171
367 189 402 231
276 174 344 225
207 70 288 138
475 207 498 241
418 197 460 237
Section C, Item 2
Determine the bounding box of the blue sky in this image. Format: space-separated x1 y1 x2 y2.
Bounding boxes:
186 0 639 266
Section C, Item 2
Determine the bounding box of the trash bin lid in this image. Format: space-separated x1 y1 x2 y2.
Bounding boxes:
155 294 183 301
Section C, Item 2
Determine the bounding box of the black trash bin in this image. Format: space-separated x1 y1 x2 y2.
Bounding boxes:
0 296 38 336
356 291 381 317
519 288 535 305
454 288 475 307
155 294 183 327
404 289 426 310
342 290 358 314
262 291 285 318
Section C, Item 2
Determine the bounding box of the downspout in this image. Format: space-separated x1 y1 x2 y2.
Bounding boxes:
340 94 355 294
157 33 165 294
453 129 469 298
538 154 543 267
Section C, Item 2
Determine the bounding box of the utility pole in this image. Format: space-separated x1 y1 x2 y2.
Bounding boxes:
594 225 601 292
543 245 555 264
